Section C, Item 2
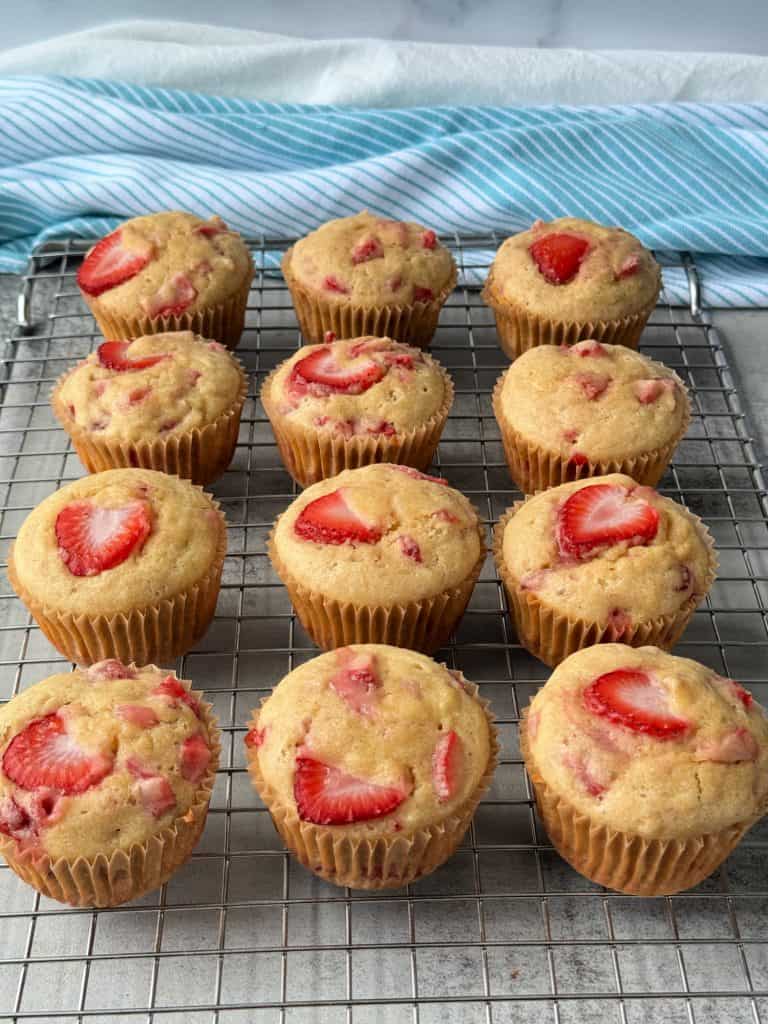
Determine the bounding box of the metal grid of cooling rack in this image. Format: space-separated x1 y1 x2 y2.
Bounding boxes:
0 236 766 1024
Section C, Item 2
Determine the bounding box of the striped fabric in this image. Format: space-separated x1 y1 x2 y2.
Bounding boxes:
2 75 768 306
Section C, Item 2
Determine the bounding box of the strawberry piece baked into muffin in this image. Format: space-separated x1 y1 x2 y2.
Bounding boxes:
8 469 227 666
282 212 457 347
521 644 768 895
261 335 453 486
494 473 716 666
493 340 691 493
245 645 497 888
0 660 220 906
269 464 485 653
52 332 247 485
483 218 661 360
76 211 254 348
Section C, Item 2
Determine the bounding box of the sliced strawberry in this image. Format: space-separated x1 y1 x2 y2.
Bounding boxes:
575 372 610 400
141 272 197 318
86 659 136 682
562 751 607 797
694 727 758 763
570 339 605 358
616 254 640 279
194 216 228 237
568 452 588 468
583 669 689 739
398 535 423 563
77 230 152 297
116 704 159 729
152 676 201 718
433 508 459 524
97 340 167 373
3 713 114 794
731 681 753 709
128 386 151 405
330 647 381 716
0 796 32 839
135 775 177 817
323 275 350 294
529 233 590 285
55 500 151 577
289 346 384 397
413 286 434 303
389 275 403 292
432 730 462 802
422 229 437 250
293 756 406 825
180 734 211 783
563 428 580 444
607 607 631 639
556 484 659 560
245 725 267 748
351 237 384 264
294 489 381 545
390 465 448 485
634 378 676 404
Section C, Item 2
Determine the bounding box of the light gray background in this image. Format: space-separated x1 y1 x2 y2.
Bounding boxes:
1 0 767 55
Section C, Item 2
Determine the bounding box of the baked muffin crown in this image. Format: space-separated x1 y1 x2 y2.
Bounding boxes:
525 644 768 838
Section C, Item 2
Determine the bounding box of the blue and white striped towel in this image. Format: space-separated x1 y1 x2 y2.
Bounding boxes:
2 75 768 307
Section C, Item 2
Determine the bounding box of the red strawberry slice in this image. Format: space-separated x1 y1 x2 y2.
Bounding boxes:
634 378 676 404
142 272 197 318
413 286 434 302
194 216 228 237
330 647 381 716
390 465 449 485
294 756 406 824
86 659 136 681
77 230 152 297
0 795 33 840
398 535 422 562
290 346 384 397
180 734 211 783
245 725 267 748
570 339 605 358
152 676 201 718
55 499 151 577
2 713 114 794
116 704 159 729
323 275 350 294
294 489 381 545
694 727 758 763
529 233 590 285
575 372 610 401
568 452 588 468
135 775 177 817
583 669 689 739
556 484 659 560
97 340 167 373
432 730 462 801
422 229 437 250
616 254 640 279
351 237 384 264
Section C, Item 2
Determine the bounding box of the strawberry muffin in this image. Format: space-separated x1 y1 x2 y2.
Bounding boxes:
521 644 768 895
76 211 254 348
282 211 457 347
0 660 219 906
245 645 497 888
8 468 227 666
493 340 691 493
262 335 453 486
269 464 485 653
483 218 661 360
52 332 247 485
494 474 716 666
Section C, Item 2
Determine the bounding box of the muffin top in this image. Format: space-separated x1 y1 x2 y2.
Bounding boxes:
498 474 715 627
247 645 494 833
54 332 245 442
525 644 768 838
486 217 660 321
285 211 456 307
76 211 254 318
272 463 483 605
264 336 450 438
0 661 216 862
11 468 226 616
495 340 690 463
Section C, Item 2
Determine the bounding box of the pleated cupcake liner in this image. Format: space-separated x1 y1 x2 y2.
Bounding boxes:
261 360 454 487
282 248 457 349
482 271 659 361
491 373 691 494
492 502 717 667
83 267 253 350
519 710 754 896
7 496 228 667
246 679 499 890
268 525 486 654
0 688 221 907
51 363 248 486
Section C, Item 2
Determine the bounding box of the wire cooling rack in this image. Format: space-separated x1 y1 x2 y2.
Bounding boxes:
0 236 766 1024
